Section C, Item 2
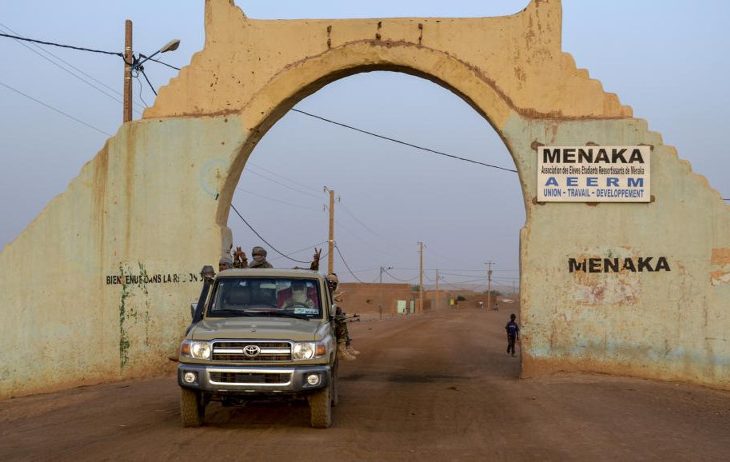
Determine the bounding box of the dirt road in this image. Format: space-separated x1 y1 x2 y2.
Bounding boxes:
2 308 729 461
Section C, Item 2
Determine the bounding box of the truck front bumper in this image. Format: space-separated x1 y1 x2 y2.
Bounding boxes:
177 363 331 394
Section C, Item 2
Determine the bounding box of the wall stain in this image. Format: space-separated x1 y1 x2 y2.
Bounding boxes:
118 262 153 368
118 264 131 368
137 262 152 347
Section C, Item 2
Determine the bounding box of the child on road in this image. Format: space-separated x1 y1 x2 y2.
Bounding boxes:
505 313 520 357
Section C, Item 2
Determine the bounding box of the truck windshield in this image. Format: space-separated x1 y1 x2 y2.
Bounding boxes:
207 277 322 319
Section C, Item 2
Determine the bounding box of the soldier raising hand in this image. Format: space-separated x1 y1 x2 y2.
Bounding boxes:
310 248 322 271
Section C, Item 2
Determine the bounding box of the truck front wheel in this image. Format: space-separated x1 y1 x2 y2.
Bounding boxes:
180 388 206 427
331 363 339 407
308 381 332 428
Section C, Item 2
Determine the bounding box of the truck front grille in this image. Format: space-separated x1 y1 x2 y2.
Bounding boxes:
211 341 292 361
207 368 294 386
209 372 291 385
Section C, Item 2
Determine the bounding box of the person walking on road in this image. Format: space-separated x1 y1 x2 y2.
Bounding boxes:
505 313 520 357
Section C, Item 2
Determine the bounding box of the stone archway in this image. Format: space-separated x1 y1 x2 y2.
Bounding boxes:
0 0 728 398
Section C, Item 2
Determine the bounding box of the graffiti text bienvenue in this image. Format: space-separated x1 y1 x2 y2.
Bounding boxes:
105 273 200 285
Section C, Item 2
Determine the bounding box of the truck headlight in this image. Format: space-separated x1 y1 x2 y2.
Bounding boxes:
292 342 315 360
291 341 328 360
180 339 212 360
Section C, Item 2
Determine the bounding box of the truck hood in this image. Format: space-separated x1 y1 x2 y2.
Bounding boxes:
190 316 324 342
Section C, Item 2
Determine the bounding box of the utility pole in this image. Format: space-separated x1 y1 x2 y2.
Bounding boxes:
418 241 424 313
435 269 440 310
123 19 133 123
326 188 335 275
485 261 493 311
378 266 391 320
379 266 392 284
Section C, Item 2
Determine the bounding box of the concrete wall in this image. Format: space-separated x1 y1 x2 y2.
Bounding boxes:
0 0 728 398
338 283 415 318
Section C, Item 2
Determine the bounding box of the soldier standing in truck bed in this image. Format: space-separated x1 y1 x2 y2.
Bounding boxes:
248 246 273 268
218 255 233 272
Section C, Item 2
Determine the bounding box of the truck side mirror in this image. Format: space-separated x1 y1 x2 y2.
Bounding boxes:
190 302 197 320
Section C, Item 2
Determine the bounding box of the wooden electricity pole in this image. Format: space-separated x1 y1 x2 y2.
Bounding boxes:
418 241 424 313
327 188 335 275
485 261 494 311
435 269 440 310
123 19 133 123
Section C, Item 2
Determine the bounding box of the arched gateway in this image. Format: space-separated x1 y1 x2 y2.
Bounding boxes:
0 0 728 398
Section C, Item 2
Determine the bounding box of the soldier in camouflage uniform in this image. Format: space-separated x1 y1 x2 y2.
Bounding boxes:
248 246 273 268
218 255 233 272
326 273 358 361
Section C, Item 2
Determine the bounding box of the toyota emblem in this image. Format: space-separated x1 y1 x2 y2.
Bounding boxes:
243 345 261 357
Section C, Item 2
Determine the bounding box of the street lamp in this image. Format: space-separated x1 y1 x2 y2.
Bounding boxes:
137 39 181 67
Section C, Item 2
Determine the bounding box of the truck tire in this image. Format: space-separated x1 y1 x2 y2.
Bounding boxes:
308 381 332 428
180 388 205 427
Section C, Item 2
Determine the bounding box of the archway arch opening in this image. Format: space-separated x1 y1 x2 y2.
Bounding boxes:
221 68 524 365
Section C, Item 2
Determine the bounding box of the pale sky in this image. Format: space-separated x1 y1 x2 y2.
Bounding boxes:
1 1 729 289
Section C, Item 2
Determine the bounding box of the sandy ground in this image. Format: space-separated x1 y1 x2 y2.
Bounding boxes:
1 308 729 461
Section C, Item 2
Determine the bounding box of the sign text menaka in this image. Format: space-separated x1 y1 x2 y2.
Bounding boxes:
542 147 646 164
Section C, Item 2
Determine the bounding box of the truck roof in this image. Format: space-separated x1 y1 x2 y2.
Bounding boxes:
216 268 324 279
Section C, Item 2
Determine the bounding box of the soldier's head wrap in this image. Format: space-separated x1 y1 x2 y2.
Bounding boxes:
251 246 267 263
326 273 339 292
219 255 233 270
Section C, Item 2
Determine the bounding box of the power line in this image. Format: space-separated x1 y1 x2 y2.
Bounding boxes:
267 240 329 263
291 108 517 173
236 187 320 211
440 277 486 285
383 268 418 282
424 246 469 269
334 244 364 282
0 80 112 136
339 202 381 237
0 30 179 75
139 68 157 96
245 168 321 199
229 203 311 264
349 267 381 274
233 164 395 255
139 54 180 71
1 26 118 102
0 32 122 57
246 162 321 194
1 24 144 114
393 267 518 273
136 75 149 108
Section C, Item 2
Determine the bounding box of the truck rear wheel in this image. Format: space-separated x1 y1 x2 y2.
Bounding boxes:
308 382 332 428
180 388 206 427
